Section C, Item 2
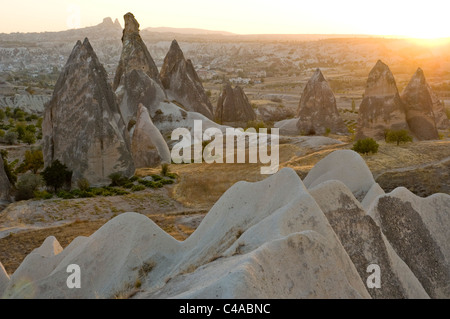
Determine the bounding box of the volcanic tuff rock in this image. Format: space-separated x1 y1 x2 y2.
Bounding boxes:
310 181 428 299
0 94 50 114
112 14 224 138
401 68 439 140
112 13 167 130
113 13 163 92
427 84 450 130
42 38 134 186
131 104 171 168
115 68 166 126
274 118 299 136
160 40 214 119
303 149 376 201
296 69 347 135
0 262 8 296
356 60 408 140
215 83 256 124
368 188 450 298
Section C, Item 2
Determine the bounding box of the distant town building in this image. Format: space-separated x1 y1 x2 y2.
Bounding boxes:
230 77 251 85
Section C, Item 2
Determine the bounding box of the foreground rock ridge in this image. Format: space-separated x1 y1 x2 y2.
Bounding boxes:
42 38 134 186
1 150 448 299
296 69 348 135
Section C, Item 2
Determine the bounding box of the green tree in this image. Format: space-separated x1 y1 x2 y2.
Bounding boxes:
36 117 43 129
17 149 44 174
352 138 379 155
41 160 73 193
0 109 5 121
15 122 27 140
4 130 18 145
385 129 413 146
5 107 12 118
351 99 356 112
22 131 36 145
16 173 43 201
13 109 26 121
26 124 36 133
76 178 90 191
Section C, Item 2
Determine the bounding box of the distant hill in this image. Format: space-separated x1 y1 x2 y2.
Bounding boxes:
144 27 235 36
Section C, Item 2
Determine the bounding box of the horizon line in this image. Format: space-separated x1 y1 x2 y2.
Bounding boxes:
1 18 449 40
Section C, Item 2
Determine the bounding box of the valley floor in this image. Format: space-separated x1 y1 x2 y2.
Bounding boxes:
1 136 449 275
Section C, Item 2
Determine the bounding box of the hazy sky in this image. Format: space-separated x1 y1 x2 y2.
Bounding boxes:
1 0 449 38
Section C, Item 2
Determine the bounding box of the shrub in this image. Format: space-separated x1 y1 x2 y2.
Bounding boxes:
16 173 43 201
108 187 130 196
109 172 129 187
129 176 139 182
246 120 271 134
22 131 36 145
76 178 90 191
36 118 43 129
16 149 44 174
165 172 178 180
77 190 94 198
41 160 73 193
15 122 27 140
152 174 163 181
161 179 174 185
324 128 331 137
13 109 25 121
138 179 163 189
385 129 413 146
25 124 36 133
5 107 12 118
4 131 18 145
131 185 146 192
57 190 75 199
34 190 53 200
161 163 170 176
352 138 379 155
91 188 108 196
